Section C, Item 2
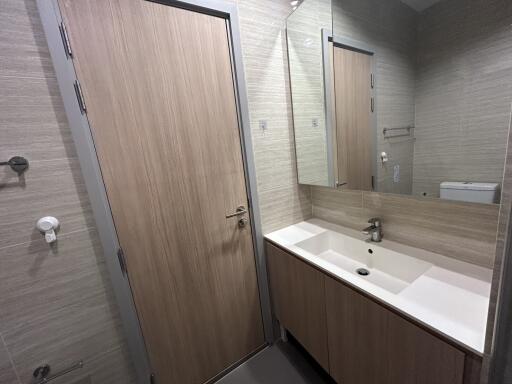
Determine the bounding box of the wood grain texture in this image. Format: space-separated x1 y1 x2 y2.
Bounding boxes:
325 276 387 384
0 0 134 383
287 0 332 186
0 337 18 384
333 46 373 191
413 0 512 198
463 353 483 384
266 242 329 372
59 1 264 383
325 276 465 384
237 0 313 233
387 310 465 384
332 0 417 194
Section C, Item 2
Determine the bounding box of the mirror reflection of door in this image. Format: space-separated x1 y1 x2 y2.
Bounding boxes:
333 45 374 191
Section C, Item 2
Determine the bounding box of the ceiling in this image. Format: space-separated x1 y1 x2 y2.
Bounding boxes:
400 0 443 12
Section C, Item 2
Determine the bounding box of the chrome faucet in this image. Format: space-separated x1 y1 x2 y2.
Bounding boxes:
362 218 383 242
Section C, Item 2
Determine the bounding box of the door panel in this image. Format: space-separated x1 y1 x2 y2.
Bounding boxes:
325 276 388 384
266 243 329 372
58 1 264 383
333 46 373 191
325 276 465 384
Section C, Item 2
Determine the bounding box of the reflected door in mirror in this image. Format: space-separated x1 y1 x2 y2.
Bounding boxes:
333 46 373 191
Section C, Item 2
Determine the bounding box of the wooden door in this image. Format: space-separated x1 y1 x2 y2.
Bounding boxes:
325 276 465 384
58 1 264 383
266 242 329 372
333 46 373 190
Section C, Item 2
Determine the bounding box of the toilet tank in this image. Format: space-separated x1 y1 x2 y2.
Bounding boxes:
440 182 500 204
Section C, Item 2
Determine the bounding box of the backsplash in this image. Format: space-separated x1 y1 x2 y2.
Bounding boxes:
312 187 500 268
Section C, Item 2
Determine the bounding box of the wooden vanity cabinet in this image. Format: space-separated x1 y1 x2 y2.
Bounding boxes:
325 276 466 384
266 241 477 384
265 242 329 371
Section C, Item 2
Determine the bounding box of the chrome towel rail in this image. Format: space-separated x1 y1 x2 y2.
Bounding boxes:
383 125 414 138
33 361 83 383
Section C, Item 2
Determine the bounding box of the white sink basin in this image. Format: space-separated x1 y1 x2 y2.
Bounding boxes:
295 231 432 294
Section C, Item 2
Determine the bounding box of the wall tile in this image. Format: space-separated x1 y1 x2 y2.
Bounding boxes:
0 229 109 331
238 0 313 233
363 192 499 267
0 337 19 384
0 0 134 382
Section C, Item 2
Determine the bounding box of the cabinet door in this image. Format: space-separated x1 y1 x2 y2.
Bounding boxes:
325 276 465 384
387 311 465 384
266 242 329 371
325 276 388 384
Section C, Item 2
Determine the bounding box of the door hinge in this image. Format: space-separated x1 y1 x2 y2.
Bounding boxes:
150 373 156 384
371 73 375 89
59 22 73 59
117 248 128 276
73 80 87 114
371 97 374 112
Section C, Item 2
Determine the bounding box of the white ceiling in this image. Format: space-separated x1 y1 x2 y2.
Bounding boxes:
401 0 442 12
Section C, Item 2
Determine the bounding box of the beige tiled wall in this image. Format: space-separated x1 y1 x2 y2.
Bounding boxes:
413 0 512 198
481 109 512 382
312 187 500 268
0 1 135 383
287 0 331 186
0 0 309 382
332 0 417 195
311 0 507 269
237 0 313 234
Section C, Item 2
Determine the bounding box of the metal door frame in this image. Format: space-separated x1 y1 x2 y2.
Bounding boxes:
36 1 273 382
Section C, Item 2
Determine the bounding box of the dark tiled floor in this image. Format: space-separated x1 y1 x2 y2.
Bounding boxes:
216 340 333 384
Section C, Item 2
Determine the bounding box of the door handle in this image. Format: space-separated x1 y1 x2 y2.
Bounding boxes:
226 206 247 218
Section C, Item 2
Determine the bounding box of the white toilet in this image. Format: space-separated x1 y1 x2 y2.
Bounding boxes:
440 182 500 204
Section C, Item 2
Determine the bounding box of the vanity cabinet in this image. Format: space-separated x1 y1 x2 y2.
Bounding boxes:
266 243 329 371
325 276 465 384
266 240 478 384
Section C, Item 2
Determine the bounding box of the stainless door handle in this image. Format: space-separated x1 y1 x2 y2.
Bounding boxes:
226 206 247 218
336 181 348 188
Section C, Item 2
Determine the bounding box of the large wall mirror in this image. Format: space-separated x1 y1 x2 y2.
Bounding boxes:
288 0 512 205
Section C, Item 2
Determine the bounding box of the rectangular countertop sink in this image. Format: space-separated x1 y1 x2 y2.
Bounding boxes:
295 231 432 294
265 219 492 354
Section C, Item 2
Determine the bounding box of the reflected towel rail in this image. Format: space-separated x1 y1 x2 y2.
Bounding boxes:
383 126 414 138
34 361 83 384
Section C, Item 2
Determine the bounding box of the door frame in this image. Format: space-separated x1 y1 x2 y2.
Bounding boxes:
36 1 274 382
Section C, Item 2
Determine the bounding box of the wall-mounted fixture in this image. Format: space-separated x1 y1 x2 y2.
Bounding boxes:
36 216 60 243
383 126 414 139
381 152 388 164
0 156 29 174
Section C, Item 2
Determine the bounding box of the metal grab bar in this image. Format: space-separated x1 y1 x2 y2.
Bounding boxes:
34 361 83 384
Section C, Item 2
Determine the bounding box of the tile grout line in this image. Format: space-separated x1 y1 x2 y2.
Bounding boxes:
0 226 96 252
0 332 22 384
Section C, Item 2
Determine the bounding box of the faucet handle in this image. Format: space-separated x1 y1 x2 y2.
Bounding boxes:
368 217 381 226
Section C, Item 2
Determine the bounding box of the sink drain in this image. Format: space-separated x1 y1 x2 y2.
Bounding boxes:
356 268 370 276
